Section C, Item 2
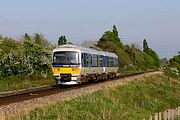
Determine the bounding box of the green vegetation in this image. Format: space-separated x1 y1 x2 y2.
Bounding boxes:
143 39 160 68
97 25 160 71
0 25 162 92
0 34 54 92
0 75 54 92
58 36 67 46
13 75 180 120
164 53 180 79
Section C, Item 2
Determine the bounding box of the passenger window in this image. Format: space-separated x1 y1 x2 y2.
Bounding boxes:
107 57 109 67
100 55 103 67
84 53 88 67
92 54 97 67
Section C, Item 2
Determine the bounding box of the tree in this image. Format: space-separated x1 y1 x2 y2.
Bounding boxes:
58 36 67 46
99 30 123 48
143 39 160 67
22 40 50 75
33 33 49 46
0 37 20 54
143 39 149 52
113 25 118 37
24 33 31 41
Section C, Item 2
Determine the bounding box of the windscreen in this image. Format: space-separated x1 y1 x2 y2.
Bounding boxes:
53 51 79 65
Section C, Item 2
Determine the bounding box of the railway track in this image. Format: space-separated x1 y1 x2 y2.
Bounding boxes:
0 70 158 106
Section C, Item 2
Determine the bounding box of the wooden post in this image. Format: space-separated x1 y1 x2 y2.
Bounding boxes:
154 113 158 120
167 109 171 120
171 109 176 120
149 115 152 120
158 112 161 120
163 111 167 120
177 107 180 118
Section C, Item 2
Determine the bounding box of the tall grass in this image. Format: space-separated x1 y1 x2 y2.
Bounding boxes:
0 75 54 93
11 75 180 120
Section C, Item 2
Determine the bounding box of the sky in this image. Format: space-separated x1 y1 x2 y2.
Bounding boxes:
0 0 180 58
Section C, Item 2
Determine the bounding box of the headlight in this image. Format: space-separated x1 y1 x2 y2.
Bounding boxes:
72 68 78 71
54 68 60 71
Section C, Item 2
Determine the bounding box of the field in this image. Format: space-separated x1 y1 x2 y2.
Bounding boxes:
0 76 54 93
10 75 180 120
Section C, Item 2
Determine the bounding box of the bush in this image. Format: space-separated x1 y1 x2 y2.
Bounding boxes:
164 67 179 79
0 36 52 79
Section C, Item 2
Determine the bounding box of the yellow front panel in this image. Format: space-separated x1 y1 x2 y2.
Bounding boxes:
52 67 81 75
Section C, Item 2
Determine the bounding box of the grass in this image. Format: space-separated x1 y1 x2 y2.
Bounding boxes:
10 75 180 120
0 75 54 93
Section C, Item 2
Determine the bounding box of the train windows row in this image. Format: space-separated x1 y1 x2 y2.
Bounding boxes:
81 53 118 67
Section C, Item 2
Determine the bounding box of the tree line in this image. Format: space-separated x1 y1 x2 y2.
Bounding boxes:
1 25 178 80
97 25 160 70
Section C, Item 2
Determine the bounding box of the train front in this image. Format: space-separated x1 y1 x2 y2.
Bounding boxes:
51 47 81 85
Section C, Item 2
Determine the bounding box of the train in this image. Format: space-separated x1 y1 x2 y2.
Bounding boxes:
51 44 119 85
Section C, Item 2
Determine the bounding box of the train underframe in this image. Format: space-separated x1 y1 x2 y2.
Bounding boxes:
54 72 116 85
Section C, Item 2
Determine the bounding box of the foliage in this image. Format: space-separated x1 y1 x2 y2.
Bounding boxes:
124 44 140 66
143 39 149 53
99 25 123 48
99 31 123 48
143 39 160 68
169 55 180 69
0 50 23 77
21 39 50 75
160 58 169 67
58 36 67 46
146 48 160 67
97 26 160 70
24 33 31 41
0 34 52 79
164 67 179 79
0 37 20 54
112 25 119 39
124 44 156 70
15 75 180 120
135 52 155 70
165 54 180 78
98 26 130 67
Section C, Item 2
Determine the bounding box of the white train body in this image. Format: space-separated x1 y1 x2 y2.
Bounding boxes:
52 44 118 85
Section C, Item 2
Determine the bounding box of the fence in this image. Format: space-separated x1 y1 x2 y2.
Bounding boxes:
143 106 180 120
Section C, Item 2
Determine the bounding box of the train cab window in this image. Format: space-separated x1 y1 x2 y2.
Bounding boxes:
53 51 79 65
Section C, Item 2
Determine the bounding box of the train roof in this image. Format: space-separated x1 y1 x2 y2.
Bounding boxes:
53 44 118 57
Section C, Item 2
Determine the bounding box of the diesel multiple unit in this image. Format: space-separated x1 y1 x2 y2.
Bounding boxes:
52 44 118 85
